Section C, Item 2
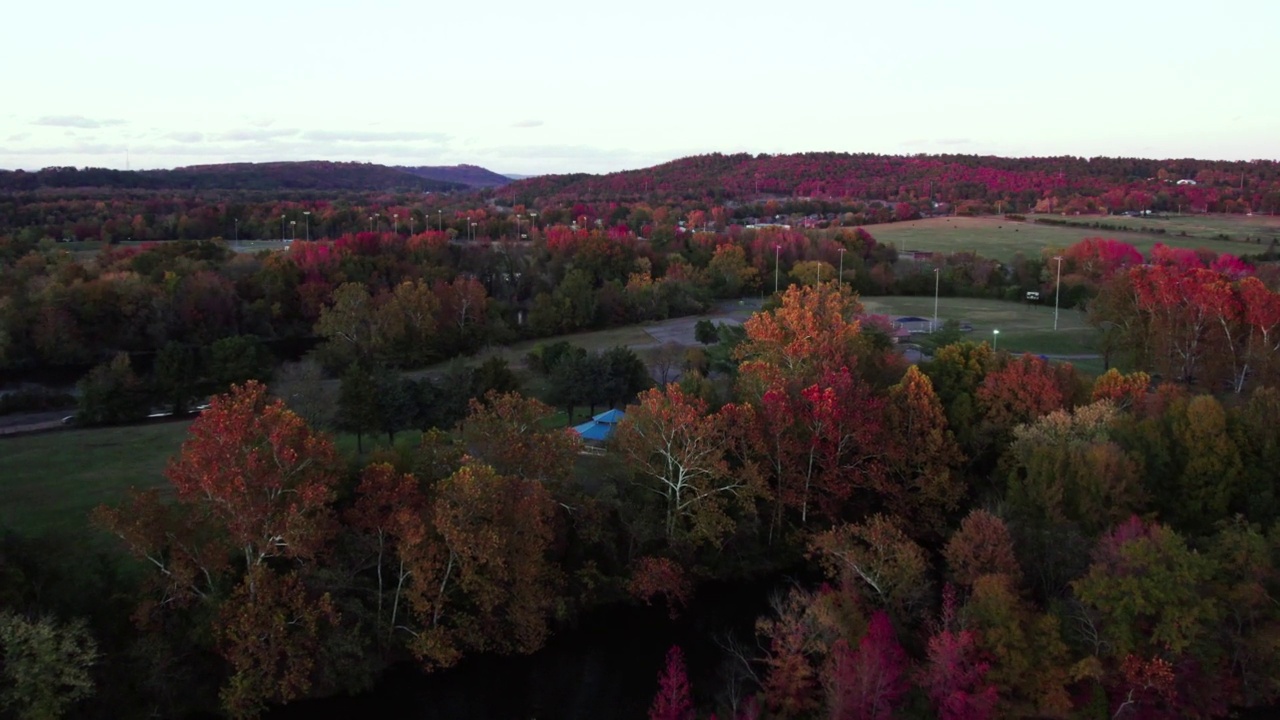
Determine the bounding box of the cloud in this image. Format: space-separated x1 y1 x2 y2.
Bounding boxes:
165 131 205 143
215 127 300 141
247 118 275 128
33 115 126 129
511 119 544 128
6 133 30 142
935 137 972 146
299 129 450 143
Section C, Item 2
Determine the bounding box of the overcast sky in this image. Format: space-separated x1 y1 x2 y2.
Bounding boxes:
2 0 1277 175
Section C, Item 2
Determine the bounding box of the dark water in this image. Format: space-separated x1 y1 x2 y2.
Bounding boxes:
268 579 777 720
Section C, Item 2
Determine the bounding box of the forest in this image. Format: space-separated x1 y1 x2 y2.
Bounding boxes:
3 154 1280 719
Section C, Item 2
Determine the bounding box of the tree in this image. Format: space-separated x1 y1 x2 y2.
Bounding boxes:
216 570 339 718
376 278 440 366
962 575 1071 717
154 341 202 415
460 392 581 484
811 516 931 622
76 352 149 426
976 353 1066 447
1073 517 1218 660
601 345 653 407
883 366 964 538
470 356 520 398
943 510 1020 590
694 318 719 345
399 460 559 669
613 385 751 547
206 335 273 392
649 645 694 720
164 381 343 585
315 281 382 369
0 612 99 720
823 611 909 720
919 590 998 720
736 282 869 392
1167 394 1244 534
707 244 760 297
338 364 381 454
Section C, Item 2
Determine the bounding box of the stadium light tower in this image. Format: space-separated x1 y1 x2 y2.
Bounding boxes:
1053 255 1065 331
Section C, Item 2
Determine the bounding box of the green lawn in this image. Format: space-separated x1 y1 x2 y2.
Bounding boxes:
860 295 1100 359
0 421 192 536
858 216 1262 262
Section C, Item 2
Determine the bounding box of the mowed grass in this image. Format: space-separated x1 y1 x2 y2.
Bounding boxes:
860 216 1257 262
1028 212 1280 244
0 421 192 536
860 295 1099 357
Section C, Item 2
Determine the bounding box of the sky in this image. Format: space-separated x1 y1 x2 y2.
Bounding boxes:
2 0 1277 176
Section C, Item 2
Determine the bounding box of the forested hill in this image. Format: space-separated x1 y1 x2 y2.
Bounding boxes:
0 161 470 192
498 152 1280 206
397 164 513 188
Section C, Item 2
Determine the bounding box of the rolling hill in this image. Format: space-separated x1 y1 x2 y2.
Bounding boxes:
397 164 513 188
0 161 471 192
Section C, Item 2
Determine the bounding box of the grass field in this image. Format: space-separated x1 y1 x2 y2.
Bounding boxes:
859 216 1265 262
0 421 192 536
860 295 1099 357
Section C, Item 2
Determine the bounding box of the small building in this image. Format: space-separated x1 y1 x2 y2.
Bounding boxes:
571 409 626 454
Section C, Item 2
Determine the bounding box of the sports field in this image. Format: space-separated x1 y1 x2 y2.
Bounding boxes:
860 295 1098 356
859 216 1264 262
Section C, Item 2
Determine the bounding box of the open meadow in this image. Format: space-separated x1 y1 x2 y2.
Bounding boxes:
860 215 1266 261
0 421 191 536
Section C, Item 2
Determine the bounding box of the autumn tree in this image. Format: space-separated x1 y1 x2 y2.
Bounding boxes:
735 282 868 393
460 392 581 484
811 516 931 623
962 575 1071 717
822 610 909 720
650 645 695 720
613 385 752 547
163 381 343 587
883 366 964 538
1005 401 1145 535
919 589 998 720
217 570 339 718
943 510 1020 591
398 460 559 669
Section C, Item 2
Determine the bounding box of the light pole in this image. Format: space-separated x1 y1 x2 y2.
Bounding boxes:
280 214 285 241
374 213 380 233
437 210 443 232
515 214 522 241
303 211 311 241
529 211 538 233
933 267 940 333
1052 255 1064 331
290 220 296 240
234 218 238 242
774 245 781 294
838 248 846 286
470 222 477 241
368 216 374 233
992 329 1000 351
409 215 414 235
393 213 399 235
